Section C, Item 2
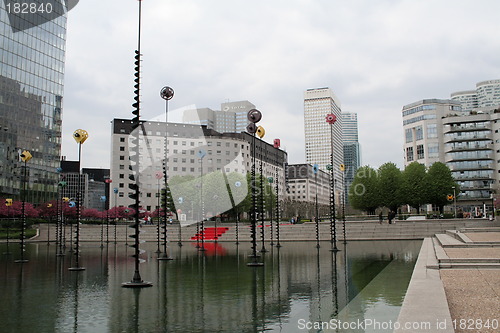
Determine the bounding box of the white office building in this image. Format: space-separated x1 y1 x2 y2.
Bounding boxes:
402 99 463 167
110 118 287 216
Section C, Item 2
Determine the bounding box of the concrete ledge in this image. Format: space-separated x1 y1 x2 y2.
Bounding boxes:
394 238 454 333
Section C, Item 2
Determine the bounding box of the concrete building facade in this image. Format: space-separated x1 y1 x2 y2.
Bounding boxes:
110 119 287 216
443 109 500 209
402 99 463 167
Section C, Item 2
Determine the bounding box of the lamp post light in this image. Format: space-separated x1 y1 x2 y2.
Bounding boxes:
15 150 32 263
326 114 339 252
158 86 174 261
155 171 162 253
246 109 264 267
69 129 88 271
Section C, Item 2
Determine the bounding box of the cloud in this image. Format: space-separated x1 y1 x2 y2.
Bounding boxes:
62 0 500 170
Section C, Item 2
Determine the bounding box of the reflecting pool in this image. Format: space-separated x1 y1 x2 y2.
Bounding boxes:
0 240 421 332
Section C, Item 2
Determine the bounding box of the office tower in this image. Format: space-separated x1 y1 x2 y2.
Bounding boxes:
402 99 463 167
304 88 343 172
0 4 67 203
342 112 361 203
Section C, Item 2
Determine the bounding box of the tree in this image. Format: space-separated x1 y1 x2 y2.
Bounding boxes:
348 166 380 214
427 162 458 213
82 208 101 219
378 162 403 212
401 162 428 214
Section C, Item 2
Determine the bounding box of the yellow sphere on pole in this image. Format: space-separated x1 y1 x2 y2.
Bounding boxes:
73 129 88 144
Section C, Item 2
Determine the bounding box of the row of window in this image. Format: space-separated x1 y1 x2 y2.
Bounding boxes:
402 104 436 117
402 114 436 126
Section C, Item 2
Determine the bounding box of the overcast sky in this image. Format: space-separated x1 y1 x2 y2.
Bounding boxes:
61 0 500 170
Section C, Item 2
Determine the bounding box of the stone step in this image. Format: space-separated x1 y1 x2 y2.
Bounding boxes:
438 262 500 269
435 233 464 247
439 258 500 263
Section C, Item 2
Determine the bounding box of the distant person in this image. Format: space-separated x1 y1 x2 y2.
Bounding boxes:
379 212 383 224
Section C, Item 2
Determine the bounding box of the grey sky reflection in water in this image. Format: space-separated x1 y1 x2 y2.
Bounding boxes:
0 240 421 332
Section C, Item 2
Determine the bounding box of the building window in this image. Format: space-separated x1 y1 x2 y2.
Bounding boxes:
120 137 125 142
415 126 423 141
120 146 125 151
407 147 417 162
120 155 125 160
428 143 439 158
405 128 413 143
427 124 437 138
416 144 424 159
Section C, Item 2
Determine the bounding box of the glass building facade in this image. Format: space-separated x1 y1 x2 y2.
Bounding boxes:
0 4 67 203
342 112 360 204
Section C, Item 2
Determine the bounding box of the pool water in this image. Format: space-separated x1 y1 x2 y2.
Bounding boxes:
0 240 421 332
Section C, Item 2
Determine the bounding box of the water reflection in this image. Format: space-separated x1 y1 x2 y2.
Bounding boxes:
0 240 421 332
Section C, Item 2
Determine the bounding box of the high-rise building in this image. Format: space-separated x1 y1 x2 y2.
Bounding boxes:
402 99 463 167
304 88 343 172
0 5 67 203
341 112 361 203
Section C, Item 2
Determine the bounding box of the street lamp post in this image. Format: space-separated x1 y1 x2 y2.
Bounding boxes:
158 86 174 261
267 177 274 246
257 125 267 253
69 129 88 271
326 114 339 252
313 164 320 248
247 109 264 267
197 149 206 252
155 171 162 253
122 0 152 288
340 164 347 244
452 186 457 218
99 195 106 248
274 139 282 248
15 150 32 263
111 188 117 244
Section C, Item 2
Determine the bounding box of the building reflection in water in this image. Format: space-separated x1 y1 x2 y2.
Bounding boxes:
0 240 421 332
